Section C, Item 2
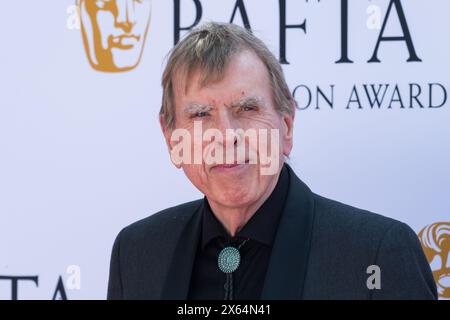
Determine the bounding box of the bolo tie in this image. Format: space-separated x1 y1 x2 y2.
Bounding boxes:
217 237 250 300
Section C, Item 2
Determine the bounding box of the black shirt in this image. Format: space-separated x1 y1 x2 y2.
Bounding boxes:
188 165 289 300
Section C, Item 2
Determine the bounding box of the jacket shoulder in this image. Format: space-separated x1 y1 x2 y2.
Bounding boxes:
107 199 203 299
119 199 203 244
305 193 436 299
311 193 401 239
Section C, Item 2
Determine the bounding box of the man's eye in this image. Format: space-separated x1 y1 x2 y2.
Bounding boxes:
191 111 209 118
241 105 256 112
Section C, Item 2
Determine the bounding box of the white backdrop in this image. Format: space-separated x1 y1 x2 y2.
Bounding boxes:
0 0 449 299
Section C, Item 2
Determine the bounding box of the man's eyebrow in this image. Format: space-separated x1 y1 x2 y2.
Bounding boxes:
230 96 266 108
184 103 214 114
183 96 265 114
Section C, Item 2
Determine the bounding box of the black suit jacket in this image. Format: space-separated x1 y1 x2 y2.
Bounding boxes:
107 165 437 299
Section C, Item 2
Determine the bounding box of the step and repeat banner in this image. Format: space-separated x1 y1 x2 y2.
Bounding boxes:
0 0 449 299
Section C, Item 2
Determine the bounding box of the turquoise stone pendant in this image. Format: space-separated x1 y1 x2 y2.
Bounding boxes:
218 246 241 274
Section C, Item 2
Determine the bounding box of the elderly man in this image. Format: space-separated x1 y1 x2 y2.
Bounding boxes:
107 23 437 300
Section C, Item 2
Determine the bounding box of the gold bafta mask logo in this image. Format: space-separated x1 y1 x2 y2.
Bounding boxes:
418 222 450 299
77 0 151 72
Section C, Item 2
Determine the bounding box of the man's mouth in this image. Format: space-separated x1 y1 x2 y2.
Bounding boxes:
211 159 250 171
110 34 140 50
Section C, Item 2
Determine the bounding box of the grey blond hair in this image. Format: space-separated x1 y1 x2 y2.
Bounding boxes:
160 22 296 128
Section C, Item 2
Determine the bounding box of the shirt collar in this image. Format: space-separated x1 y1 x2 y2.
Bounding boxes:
201 164 289 250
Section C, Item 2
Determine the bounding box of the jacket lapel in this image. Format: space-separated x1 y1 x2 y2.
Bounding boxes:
261 164 315 299
160 202 203 299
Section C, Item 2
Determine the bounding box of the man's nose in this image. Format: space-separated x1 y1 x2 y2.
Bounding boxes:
214 110 239 148
115 0 137 33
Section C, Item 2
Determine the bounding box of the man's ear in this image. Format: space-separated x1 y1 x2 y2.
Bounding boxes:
159 115 172 149
160 115 182 169
281 106 295 157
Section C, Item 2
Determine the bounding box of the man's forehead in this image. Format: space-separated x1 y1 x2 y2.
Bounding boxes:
172 65 224 97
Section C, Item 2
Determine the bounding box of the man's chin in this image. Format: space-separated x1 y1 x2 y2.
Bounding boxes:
208 187 256 209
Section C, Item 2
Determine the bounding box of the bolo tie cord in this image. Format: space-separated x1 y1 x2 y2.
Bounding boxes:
222 238 249 300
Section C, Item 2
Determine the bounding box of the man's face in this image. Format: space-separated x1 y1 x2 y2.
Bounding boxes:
163 50 294 211
78 0 151 72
